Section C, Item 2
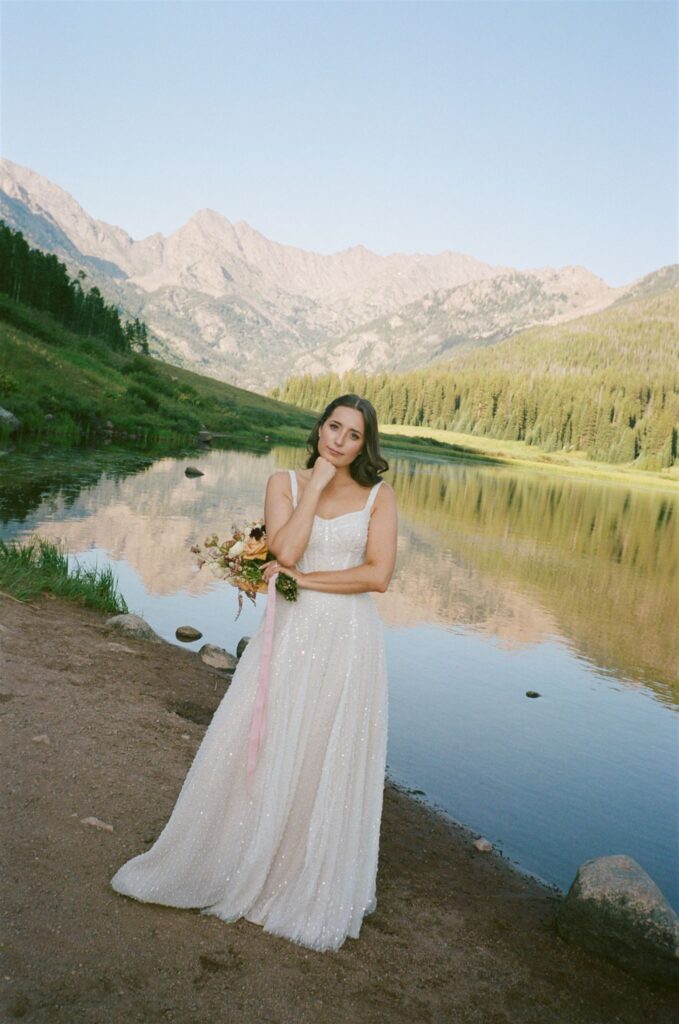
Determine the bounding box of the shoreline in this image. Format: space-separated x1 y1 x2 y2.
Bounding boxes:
380 423 679 492
386 775 565 903
1 592 675 1023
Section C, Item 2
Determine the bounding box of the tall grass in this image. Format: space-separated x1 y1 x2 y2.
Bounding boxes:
0 537 128 614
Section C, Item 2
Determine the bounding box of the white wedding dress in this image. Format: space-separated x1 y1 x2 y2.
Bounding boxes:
111 469 389 952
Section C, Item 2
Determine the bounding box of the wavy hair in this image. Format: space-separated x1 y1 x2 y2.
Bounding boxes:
305 394 389 486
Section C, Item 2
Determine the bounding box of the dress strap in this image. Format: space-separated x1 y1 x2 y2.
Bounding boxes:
365 480 384 515
288 468 298 509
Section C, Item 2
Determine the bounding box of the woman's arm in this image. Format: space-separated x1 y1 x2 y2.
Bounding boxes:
270 483 398 594
265 460 335 566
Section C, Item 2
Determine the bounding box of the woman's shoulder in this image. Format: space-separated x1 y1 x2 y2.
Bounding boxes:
266 469 296 492
372 478 396 509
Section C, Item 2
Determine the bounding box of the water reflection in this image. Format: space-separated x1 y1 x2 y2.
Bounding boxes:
1 442 677 906
382 458 678 706
2 445 677 704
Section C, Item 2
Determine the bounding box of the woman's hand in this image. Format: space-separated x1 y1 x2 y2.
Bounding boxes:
309 456 336 491
261 560 306 587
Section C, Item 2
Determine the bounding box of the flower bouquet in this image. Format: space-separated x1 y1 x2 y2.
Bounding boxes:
192 522 297 618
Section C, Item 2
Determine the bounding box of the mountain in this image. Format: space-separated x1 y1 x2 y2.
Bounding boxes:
290 264 618 377
0 157 635 390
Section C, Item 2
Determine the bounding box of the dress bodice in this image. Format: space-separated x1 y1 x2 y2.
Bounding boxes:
288 469 383 574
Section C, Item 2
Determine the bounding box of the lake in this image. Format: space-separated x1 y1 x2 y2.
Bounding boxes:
1 442 677 908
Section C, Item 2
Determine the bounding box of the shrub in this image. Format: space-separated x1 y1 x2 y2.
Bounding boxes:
0 371 18 394
126 381 161 411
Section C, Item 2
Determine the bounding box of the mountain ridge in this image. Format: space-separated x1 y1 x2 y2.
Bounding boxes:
0 157 656 390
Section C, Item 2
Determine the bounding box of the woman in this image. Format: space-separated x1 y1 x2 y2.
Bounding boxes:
110 394 398 952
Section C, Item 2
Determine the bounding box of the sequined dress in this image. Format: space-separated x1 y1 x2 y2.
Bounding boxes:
110 469 389 952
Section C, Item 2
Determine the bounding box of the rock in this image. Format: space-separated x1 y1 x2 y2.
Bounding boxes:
175 625 202 642
526 691 541 698
236 636 251 659
80 816 114 832
104 614 164 644
31 733 51 745
106 642 138 655
184 465 204 477
0 406 20 433
199 644 237 670
197 430 213 444
44 413 54 421
474 838 493 853
557 855 679 986
105 420 114 429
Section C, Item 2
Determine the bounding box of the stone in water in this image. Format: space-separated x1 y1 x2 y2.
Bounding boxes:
176 625 203 642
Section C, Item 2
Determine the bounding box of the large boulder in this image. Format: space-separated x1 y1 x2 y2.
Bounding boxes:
104 614 165 644
0 406 20 434
557 855 679 986
198 644 237 671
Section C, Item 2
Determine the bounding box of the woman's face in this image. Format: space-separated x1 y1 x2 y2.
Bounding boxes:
317 405 365 468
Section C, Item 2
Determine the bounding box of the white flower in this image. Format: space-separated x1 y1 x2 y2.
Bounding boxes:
230 540 245 557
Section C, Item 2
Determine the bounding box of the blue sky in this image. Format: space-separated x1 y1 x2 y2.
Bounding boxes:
1 0 677 286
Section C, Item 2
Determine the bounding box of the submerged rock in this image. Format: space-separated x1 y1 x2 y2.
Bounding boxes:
184 466 204 477
176 625 202 642
105 614 165 644
199 644 237 670
237 636 251 659
557 854 679 986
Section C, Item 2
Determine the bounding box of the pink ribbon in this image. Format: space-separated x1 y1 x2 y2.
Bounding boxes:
246 571 279 792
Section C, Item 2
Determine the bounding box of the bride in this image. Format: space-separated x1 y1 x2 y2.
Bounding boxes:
110 394 398 952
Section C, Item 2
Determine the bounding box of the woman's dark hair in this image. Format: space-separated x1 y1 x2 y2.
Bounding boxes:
306 394 389 486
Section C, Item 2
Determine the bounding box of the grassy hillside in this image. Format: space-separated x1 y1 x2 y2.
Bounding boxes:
0 295 480 466
442 285 679 378
0 296 314 449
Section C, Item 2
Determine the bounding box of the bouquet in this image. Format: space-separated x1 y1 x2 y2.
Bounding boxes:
192 521 297 618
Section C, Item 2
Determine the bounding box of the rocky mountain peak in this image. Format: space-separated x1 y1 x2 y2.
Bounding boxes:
0 157 645 391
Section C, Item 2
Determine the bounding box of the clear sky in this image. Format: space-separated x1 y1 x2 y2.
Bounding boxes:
1 0 677 286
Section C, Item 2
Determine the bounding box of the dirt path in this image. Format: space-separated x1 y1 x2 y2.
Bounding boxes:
0 593 674 1023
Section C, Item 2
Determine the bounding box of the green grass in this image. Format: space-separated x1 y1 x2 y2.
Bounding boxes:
0 295 315 449
380 423 679 490
0 536 128 613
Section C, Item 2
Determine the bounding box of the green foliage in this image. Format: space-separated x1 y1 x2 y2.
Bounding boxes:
0 370 18 394
0 294 314 447
277 289 679 469
0 221 149 355
0 536 128 613
121 354 158 377
126 381 161 411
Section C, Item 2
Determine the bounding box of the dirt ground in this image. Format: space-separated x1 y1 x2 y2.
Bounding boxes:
0 592 675 1024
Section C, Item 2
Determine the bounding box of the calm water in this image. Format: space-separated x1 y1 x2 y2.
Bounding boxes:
1 443 677 907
